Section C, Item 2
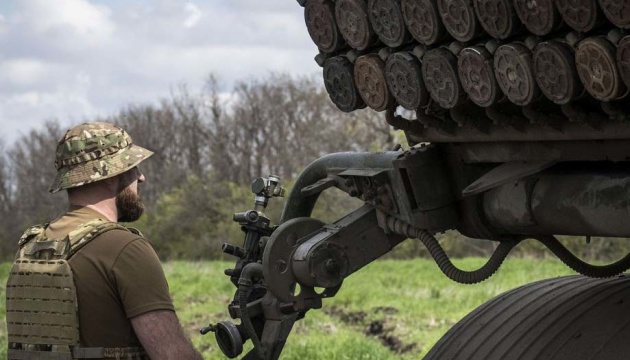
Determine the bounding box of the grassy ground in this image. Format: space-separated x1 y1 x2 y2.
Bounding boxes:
1 262 9 360
1 258 574 359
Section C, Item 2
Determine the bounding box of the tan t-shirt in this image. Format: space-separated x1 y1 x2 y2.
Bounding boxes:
44 206 175 348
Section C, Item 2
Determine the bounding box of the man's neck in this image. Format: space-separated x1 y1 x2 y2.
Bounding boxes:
69 198 118 222
85 203 118 222
67 180 120 223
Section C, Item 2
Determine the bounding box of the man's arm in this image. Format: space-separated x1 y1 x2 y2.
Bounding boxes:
131 310 203 360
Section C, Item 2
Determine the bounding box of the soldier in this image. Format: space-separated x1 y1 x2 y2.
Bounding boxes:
5 122 203 360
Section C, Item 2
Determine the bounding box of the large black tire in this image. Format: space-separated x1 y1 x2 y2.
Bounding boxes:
425 275 630 360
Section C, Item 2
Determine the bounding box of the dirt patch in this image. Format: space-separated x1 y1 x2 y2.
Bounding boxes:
365 319 416 354
325 305 367 325
373 306 398 315
325 305 415 354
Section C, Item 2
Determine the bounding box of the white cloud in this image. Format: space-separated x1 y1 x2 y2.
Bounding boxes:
0 59 48 87
18 0 115 44
0 0 322 144
7 92 42 107
1 74 97 119
183 3 202 29
0 13 6 34
0 88 97 142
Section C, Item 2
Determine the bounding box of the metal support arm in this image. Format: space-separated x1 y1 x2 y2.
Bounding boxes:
280 152 403 222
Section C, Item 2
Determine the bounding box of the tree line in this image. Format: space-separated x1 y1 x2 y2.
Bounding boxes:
0 73 626 263
0 74 393 260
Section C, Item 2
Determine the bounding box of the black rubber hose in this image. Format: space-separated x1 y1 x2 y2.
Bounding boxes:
238 263 265 359
419 230 518 284
385 216 519 284
537 235 630 278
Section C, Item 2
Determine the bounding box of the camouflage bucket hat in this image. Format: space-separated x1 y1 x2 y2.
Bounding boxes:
49 122 154 193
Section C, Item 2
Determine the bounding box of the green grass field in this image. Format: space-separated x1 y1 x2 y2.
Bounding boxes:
0 258 574 359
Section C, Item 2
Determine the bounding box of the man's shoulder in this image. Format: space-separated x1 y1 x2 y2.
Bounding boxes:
67 226 156 272
93 226 149 247
66 219 141 252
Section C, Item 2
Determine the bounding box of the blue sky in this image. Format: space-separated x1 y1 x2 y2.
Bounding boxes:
0 0 320 144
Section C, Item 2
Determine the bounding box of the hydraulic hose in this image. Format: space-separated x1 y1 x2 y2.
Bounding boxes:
419 230 518 284
537 235 630 278
238 263 265 359
386 213 630 281
385 216 519 284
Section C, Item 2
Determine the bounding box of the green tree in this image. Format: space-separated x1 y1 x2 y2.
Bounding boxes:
5 121 66 258
136 173 232 260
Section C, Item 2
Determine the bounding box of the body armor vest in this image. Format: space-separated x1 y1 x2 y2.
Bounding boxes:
6 219 149 360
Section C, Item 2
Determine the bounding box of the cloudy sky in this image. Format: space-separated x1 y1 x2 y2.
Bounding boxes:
0 0 320 144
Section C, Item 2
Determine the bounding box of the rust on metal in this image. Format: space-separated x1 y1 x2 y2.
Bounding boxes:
533 41 582 105
423 47 466 108
368 0 410 47
575 36 626 101
305 0 345 53
307 0 630 145
336 0 377 50
385 51 429 110
401 0 448 45
556 0 601 33
437 0 482 42
616 35 630 89
494 43 539 106
598 0 630 29
458 46 500 107
324 56 367 112
473 0 521 39
354 54 395 111
513 0 559 36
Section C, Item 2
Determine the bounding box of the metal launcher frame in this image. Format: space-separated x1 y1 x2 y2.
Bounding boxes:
203 108 630 358
203 0 630 357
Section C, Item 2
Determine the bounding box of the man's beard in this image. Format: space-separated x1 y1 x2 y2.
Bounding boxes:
116 186 144 222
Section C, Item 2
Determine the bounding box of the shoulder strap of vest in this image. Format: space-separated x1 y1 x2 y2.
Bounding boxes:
67 219 132 258
17 219 142 259
124 226 144 237
17 223 49 247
